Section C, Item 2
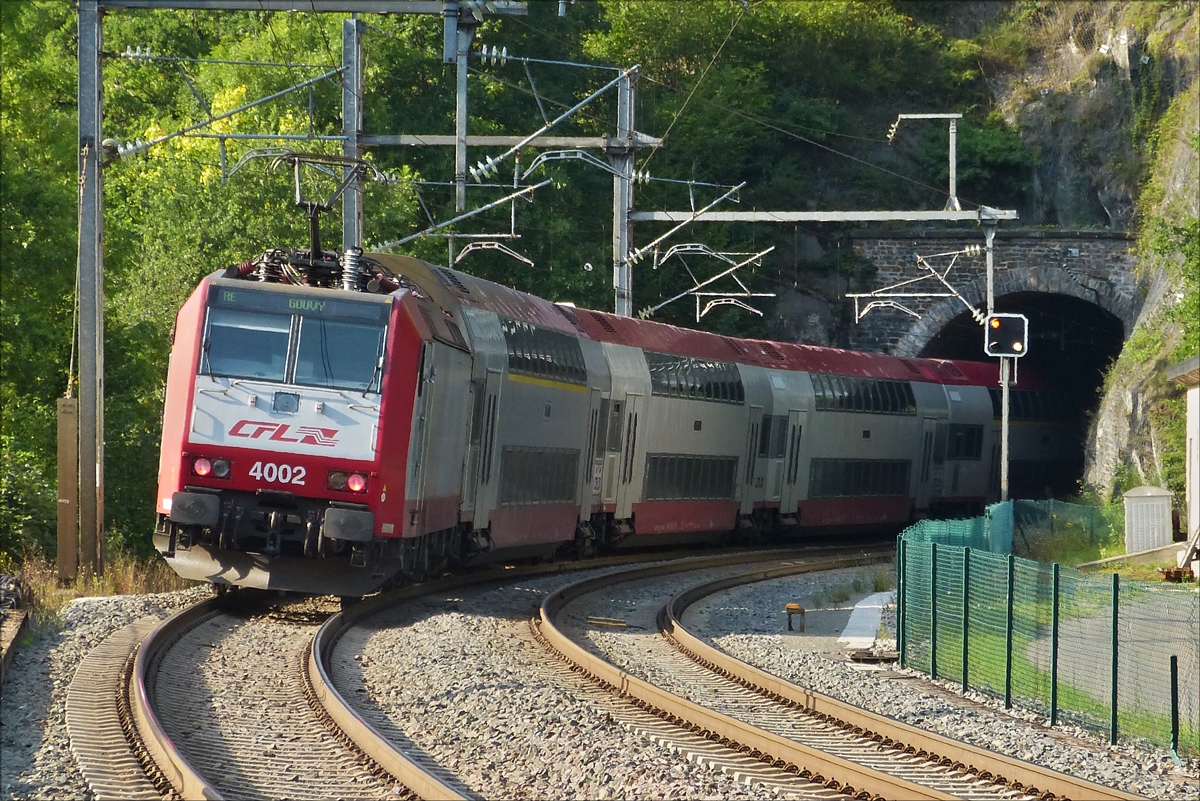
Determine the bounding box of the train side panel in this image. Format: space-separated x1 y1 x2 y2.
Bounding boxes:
156 279 208 515
629 356 746 540
480 314 593 554
798 375 922 528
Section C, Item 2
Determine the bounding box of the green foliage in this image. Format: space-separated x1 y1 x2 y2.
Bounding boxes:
1 0 1181 569
0 432 57 564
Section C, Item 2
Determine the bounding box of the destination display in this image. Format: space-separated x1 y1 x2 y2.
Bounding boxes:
208 283 390 322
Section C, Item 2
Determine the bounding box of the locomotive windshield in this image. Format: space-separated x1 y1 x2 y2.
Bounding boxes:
202 285 389 392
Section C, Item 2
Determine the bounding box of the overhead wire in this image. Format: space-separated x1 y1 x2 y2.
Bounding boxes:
642 2 746 170
502 9 978 208
638 73 964 204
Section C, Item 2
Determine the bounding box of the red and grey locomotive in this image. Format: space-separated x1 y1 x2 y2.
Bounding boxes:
156 247 1067 596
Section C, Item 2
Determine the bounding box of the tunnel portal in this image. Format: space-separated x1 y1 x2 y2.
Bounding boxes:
918 292 1126 498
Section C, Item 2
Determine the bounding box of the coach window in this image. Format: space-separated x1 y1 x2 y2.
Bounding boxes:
835 377 850 411
771 415 789 458
295 316 387 392
884 382 900 414
946 424 982 460
1046 392 1062 420
1028 391 1044 420
758 414 773 458
203 308 290 382
607 402 624 452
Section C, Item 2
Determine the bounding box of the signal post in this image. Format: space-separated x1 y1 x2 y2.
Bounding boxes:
985 313 1029 502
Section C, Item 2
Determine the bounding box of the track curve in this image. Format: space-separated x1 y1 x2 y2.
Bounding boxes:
535 554 1145 801
128 592 443 800
662 565 1143 801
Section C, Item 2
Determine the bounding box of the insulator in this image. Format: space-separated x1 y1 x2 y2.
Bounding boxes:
469 155 499 183
631 169 651 184
256 259 283 283
341 247 365 292
223 259 257 279
479 44 508 66
256 250 286 283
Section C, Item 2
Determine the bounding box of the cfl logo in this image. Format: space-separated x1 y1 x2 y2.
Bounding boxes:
229 420 339 447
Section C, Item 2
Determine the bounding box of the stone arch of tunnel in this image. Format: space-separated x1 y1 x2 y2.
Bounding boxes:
916 291 1126 498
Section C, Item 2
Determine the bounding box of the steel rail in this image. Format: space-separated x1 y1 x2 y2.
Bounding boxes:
534 550 958 801
305 550 755 800
129 597 225 801
662 567 1144 801
308 575 476 801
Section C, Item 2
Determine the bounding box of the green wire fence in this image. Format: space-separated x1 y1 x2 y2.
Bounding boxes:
898 501 1199 756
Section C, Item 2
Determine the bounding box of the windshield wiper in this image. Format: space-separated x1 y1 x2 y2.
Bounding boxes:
364 355 383 397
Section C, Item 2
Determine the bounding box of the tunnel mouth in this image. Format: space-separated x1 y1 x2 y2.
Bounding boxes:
917 292 1125 499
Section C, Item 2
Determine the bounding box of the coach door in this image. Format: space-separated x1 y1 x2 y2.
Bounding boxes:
613 394 642 519
917 416 947 510
780 409 806 512
583 390 605 513
464 368 502 525
740 405 763 513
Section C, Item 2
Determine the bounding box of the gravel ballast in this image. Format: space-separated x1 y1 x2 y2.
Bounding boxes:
1 587 208 800
686 564 1200 800
2 561 1196 800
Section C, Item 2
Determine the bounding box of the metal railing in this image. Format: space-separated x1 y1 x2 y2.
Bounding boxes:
897 503 1199 757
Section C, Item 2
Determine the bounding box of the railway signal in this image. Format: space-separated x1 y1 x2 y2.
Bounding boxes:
984 313 1029 357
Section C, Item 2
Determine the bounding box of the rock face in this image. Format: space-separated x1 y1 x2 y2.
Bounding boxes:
767 3 1198 503
985 4 1196 232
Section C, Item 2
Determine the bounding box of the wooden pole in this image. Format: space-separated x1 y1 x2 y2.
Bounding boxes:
57 398 79 582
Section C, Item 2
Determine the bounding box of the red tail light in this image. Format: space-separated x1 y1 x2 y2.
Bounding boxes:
328 471 368 493
193 457 212 476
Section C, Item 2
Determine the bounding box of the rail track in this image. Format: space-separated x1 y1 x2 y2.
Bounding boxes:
64 543 1138 800
534 555 1144 801
68 550 775 800
68 590 469 801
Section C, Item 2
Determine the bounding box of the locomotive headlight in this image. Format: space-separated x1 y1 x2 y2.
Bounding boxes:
193 457 213 477
212 459 231 478
347 473 367 493
327 471 348 490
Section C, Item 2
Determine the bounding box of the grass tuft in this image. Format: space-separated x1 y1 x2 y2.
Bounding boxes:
3 549 197 623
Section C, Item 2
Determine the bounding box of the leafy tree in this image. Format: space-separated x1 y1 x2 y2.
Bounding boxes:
1 2 78 562
0 0 1073 565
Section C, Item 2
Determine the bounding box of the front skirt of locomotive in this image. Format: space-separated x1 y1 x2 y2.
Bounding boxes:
152 533 402 596
156 489 403 596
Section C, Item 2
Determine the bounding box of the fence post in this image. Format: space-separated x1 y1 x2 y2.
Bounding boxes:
1170 654 1181 765
962 547 970 693
1050 562 1060 726
1110 572 1119 745
1004 553 1015 709
931 542 939 680
898 537 907 667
